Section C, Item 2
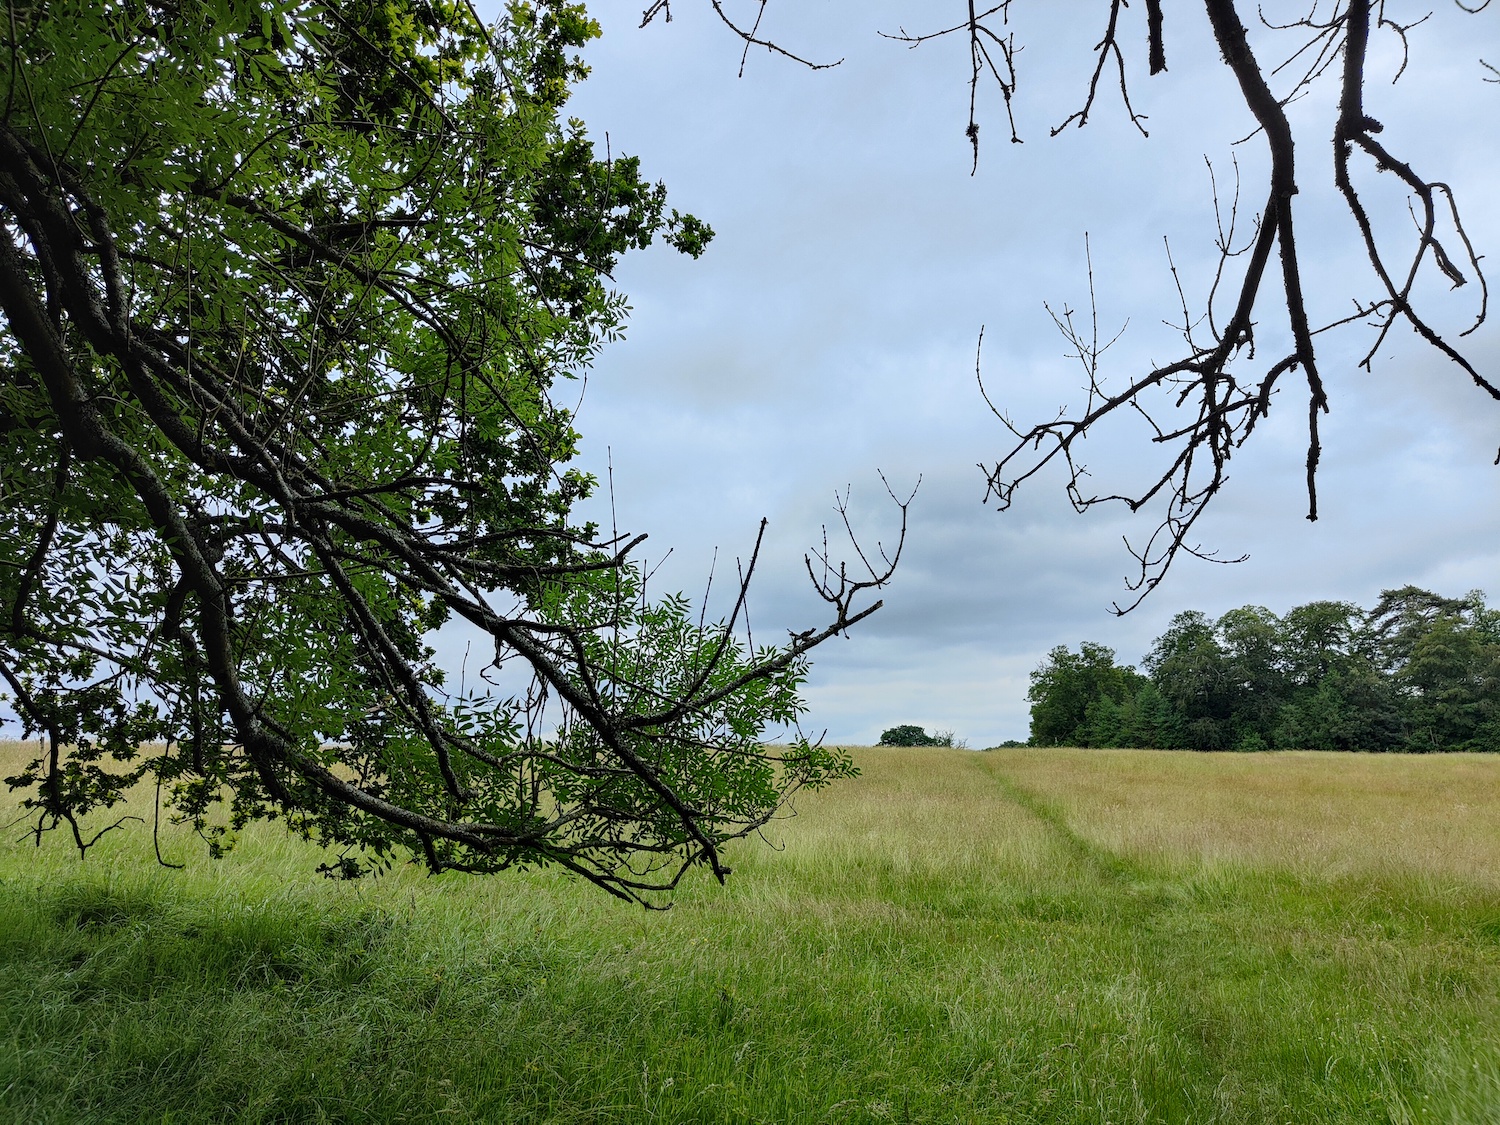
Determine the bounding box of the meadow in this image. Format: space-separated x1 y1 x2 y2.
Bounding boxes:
2 741 1499 1124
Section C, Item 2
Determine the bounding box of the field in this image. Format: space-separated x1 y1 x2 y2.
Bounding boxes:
3 742 1499 1123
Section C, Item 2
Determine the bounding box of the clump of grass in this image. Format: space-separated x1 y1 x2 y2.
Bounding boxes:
2 742 1499 1122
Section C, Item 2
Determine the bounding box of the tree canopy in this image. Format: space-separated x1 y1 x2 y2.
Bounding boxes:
1027 588 1500 751
0 0 904 903
876 724 962 748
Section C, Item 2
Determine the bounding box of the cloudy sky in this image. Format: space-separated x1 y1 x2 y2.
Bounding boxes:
494 1 1499 746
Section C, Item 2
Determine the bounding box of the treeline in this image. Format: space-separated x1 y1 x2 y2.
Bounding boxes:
1028 587 1500 752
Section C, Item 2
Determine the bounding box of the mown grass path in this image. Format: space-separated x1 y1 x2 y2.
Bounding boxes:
2 743 1499 1123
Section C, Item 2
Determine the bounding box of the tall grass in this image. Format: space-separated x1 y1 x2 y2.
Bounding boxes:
2 741 1498 1123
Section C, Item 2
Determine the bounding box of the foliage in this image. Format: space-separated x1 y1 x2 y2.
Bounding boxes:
0 0 901 903
877 724 963 748
1027 588 1500 751
1026 642 1145 747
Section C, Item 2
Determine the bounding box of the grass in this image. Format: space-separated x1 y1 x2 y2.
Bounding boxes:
2 741 1499 1123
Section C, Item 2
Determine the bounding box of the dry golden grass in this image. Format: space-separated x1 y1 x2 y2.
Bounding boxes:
757 745 1066 877
8 739 1499 891
984 746 1500 889
3 738 50 770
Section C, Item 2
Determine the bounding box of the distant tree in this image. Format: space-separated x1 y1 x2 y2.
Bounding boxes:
1143 613 1236 750
1280 602 1363 686
1367 587 1480 671
879 724 930 746
1027 642 1144 747
1216 606 1289 748
0 1 904 903
1400 614 1500 752
1125 681 1181 749
1034 589 1500 752
877 725 962 748
1269 600 1397 750
1273 663 1405 751
1078 694 1124 749
1359 587 1500 751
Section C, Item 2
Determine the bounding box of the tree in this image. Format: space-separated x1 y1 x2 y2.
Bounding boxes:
1280 601 1362 688
0 1 906 904
1397 608 1500 751
878 724 929 746
1367 586 1481 672
1143 612 1235 749
653 1 1496 611
1272 661 1405 751
876 724 959 747
1030 590 1500 751
1026 641 1144 746
1216 605 1288 746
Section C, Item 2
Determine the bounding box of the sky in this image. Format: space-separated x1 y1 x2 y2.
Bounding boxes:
489 3 1500 746
0 5 1490 752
